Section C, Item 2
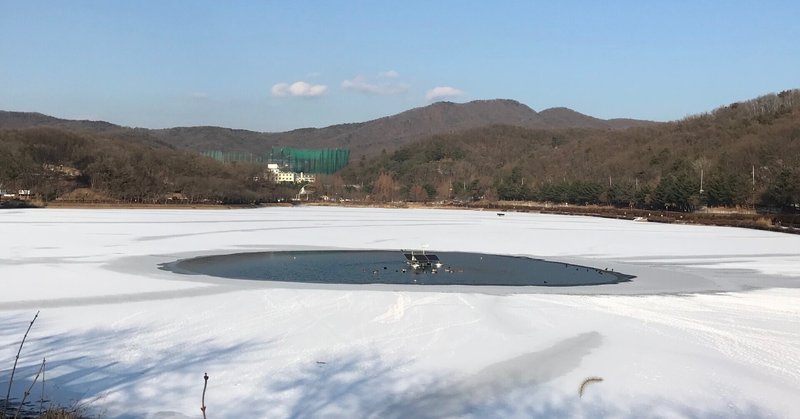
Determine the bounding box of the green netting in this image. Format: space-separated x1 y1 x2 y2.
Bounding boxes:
269 147 350 174
201 150 263 163
202 148 350 174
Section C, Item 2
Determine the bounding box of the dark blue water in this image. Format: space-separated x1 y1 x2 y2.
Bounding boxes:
169 251 633 287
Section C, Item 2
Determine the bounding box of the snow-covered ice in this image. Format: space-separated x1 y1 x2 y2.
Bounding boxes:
1 207 799 418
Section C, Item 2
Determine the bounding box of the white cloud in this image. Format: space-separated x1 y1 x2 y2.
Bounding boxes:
341 75 409 95
271 83 290 96
425 86 464 102
378 70 400 78
271 81 328 97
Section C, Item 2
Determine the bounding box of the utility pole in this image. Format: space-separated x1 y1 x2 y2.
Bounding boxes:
752 165 756 210
699 169 704 194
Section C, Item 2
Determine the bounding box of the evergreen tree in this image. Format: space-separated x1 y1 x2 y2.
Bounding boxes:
762 169 800 209
706 173 747 207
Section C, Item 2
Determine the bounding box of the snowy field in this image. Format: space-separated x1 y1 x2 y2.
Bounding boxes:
1 207 799 418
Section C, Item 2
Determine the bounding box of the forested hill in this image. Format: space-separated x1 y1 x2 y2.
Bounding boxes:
1 90 798 211
341 90 800 210
0 128 295 204
0 111 119 132
0 99 654 158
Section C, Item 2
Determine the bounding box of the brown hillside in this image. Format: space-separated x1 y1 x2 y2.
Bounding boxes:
1 99 655 158
341 90 800 208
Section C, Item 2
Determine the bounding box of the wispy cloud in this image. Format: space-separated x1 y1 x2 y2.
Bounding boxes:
341 74 409 95
425 86 464 102
271 81 328 97
190 92 210 100
378 70 400 78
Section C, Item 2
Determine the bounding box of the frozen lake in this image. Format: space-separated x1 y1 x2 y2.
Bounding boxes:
168 250 632 286
1 206 799 418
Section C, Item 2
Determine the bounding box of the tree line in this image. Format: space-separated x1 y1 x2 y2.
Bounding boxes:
0 128 296 204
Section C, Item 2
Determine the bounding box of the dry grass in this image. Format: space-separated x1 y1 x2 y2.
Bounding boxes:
0 405 86 419
37 407 85 419
755 217 774 228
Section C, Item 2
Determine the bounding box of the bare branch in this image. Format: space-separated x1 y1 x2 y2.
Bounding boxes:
2 310 39 415
14 357 45 419
201 372 209 419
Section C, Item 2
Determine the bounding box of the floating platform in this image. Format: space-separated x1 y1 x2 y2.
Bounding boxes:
403 251 443 270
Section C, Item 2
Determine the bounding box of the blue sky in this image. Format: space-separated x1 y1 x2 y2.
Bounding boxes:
1 1 799 132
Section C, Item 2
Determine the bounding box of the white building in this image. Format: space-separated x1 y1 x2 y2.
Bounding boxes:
267 164 315 184
267 164 294 182
296 172 316 183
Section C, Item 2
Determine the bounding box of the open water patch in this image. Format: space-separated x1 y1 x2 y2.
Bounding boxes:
165 250 634 287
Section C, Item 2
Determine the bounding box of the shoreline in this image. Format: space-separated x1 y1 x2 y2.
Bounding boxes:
309 201 800 235
7 199 799 235
27 201 290 210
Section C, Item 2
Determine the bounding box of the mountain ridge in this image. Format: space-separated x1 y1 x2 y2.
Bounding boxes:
0 99 657 157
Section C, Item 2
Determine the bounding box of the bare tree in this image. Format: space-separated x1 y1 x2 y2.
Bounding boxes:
373 172 396 202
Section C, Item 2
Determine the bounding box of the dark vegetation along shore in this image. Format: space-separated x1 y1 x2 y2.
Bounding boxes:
1 90 798 233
